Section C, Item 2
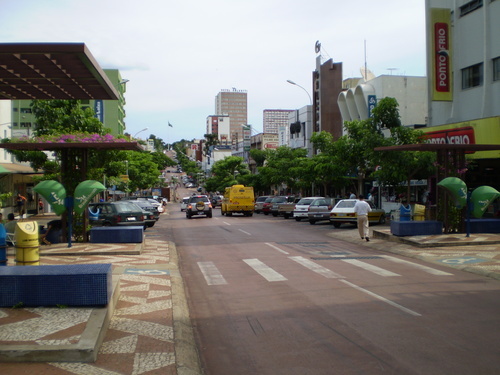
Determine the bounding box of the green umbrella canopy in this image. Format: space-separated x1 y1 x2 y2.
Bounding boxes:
0 165 11 174
470 186 500 219
74 180 106 214
437 177 468 209
33 180 67 215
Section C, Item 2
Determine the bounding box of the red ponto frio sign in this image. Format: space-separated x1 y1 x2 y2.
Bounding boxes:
424 126 476 145
434 22 450 93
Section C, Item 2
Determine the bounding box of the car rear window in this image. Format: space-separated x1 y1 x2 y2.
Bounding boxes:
190 196 209 203
336 201 356 208
297 198 315 205
115 202 140 213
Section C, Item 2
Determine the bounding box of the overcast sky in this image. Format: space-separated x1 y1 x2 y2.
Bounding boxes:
1 0 426 143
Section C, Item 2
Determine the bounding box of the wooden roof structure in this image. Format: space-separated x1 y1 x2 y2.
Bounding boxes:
0 43 119 100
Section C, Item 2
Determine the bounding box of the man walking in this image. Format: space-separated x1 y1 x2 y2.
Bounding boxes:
354 194 372 241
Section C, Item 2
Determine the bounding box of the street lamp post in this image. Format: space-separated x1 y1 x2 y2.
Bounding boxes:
287 80 312 105
133 127 149 138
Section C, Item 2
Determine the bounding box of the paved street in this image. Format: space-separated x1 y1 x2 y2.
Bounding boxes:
0 200 499 374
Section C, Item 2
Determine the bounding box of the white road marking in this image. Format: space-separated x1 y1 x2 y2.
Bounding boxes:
239 229 251 236
340 279 421 317
243 259 287 282
289 256 345 279
264 242 289 255
197 261 228 285
382 255 453 275
223 221 231 226
342 259 401 277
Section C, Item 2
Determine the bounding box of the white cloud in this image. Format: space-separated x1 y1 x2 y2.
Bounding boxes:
1 0 426 141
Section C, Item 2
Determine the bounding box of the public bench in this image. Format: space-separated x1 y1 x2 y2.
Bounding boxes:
89 226 143 243
469 219 500 233
0 264 112 307
391 220 443 236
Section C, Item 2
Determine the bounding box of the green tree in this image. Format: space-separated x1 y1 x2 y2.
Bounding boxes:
204 156 250 193
257 146 308 194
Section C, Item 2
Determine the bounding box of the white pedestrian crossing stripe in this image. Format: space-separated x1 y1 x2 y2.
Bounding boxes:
341 259 401 277
289 256 344 278
197 261 228 285
381 255 453 275
243 258 287 282
198 255 453 285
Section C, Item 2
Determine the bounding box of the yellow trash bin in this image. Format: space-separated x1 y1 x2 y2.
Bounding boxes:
413 204 426 221
15 221 40 265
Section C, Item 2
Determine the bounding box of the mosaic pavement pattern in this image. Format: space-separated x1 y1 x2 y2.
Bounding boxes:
1 239 177 375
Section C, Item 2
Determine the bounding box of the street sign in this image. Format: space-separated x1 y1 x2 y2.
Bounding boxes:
120 174 129 182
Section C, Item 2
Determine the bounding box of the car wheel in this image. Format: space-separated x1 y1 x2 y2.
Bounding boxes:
309 220 316 225
295 217 301 222
272 213 278 217
207 212 213 218
186 213 192 219
333 222 341 228
378 215 386 225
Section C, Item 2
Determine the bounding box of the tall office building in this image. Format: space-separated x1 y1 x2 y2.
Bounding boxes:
215 89 247 142
263 109 295 134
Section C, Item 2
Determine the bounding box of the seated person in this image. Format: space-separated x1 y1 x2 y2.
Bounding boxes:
4 213 17 234
40 219 63 245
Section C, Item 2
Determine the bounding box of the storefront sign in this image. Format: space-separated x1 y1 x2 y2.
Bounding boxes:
424 126 475 145
431 8 452 101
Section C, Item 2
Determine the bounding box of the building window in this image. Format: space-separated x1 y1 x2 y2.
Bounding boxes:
460 0 483 17
20 108 32 114
493 57 500 82
462 63 483 89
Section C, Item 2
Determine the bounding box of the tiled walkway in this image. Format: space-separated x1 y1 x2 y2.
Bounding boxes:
0 239 181 375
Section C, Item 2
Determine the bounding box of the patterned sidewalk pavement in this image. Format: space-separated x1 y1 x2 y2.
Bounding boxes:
0 237 200 375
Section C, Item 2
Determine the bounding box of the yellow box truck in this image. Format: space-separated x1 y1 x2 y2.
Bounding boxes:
221 185 255 216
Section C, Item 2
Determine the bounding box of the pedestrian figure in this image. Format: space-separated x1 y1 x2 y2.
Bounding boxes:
16 193 27 217
354 194 372 242
349 191 357 199
38 198 44 214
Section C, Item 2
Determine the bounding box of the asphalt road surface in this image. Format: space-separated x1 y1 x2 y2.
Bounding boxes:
163 188 500 375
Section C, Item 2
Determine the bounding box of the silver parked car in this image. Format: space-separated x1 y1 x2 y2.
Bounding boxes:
307 198 336 225
293 197 324 221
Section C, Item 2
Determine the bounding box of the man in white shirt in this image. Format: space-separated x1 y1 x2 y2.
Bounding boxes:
353 195 372 241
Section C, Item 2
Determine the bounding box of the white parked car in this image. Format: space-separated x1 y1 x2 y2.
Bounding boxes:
180 197 190 211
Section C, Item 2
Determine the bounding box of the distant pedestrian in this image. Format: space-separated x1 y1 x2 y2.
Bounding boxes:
354 194 372 242
16 193 27 217
349 191 356 199
38 198 44 214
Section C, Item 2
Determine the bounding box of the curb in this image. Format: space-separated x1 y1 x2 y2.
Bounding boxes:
170 241 203 375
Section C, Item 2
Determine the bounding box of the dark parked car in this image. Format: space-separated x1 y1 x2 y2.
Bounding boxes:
121 199 160 222
88 201 146 228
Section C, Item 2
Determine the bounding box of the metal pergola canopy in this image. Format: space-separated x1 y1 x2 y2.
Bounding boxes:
0 43 119 100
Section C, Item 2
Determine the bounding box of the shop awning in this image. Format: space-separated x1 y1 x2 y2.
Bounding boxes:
0 163 40 174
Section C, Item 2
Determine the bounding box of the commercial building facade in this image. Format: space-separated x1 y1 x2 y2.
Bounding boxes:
215 89 248 143
263 109 294 134
424 0 500 190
